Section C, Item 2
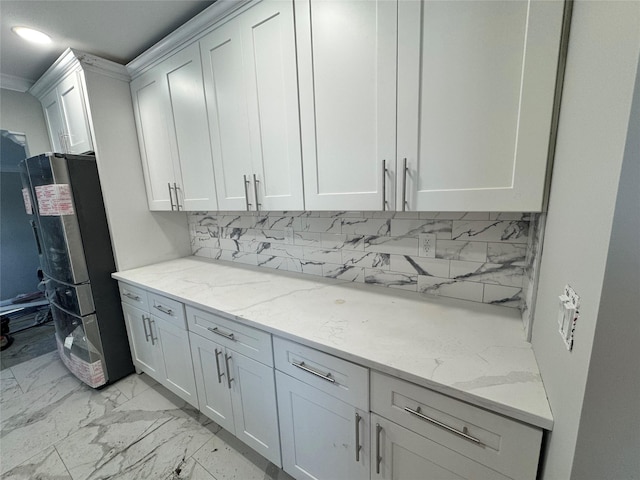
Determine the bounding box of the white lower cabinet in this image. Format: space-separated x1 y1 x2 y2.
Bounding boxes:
371 414 508 480
276 371 369 480
119 284 197 407
121 302 164 379
119 281 545 480
274 337 370 480
188 308 281 466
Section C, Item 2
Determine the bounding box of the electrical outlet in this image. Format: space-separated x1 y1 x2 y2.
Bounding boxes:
284 227 294 245
418 233 437 258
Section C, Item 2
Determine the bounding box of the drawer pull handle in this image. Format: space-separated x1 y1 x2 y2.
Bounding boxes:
214 348 225 384
224 353 234 389
376 423 382 474
355 412 362 462
124 292 140 301
404 406 484 446
154 304 173 316
208 327 235 341
292 361 335 383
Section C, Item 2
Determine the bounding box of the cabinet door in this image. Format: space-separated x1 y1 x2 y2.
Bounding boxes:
229 350 281 466
162 43 218 211
151 315 198 407
130 69 176 211
296 0 397 210
201 19 254 211
371 414 509 480
240 0 304 211
276 371 369 480
121 303 164 381
57 71 94 154
397 0 563 212
190 333 235 433
41 87 65 153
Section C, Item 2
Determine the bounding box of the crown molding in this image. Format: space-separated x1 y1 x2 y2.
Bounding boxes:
29 48 130 99
127 0 254 78
0 74 34 93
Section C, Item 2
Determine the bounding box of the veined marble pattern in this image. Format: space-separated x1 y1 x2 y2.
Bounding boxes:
0 353 293 480
189 211 536 310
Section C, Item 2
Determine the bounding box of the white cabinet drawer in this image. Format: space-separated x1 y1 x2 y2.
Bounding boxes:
148 292 186 329
274 337 368 411
119 282 148 311
370 372 542 480
186 306 273 366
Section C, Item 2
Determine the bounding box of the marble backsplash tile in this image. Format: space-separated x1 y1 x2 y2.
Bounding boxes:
189 211 535 312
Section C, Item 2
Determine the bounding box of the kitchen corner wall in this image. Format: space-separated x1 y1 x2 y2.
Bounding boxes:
189 210 540 321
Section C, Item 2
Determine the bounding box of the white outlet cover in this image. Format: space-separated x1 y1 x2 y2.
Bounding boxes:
418 233 437 258
284 227 294 245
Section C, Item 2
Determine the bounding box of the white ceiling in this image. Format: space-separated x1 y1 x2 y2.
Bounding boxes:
0 0 216 91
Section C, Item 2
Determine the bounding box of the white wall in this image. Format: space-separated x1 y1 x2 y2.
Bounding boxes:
531 2 640 479
571 52 640 480
0 88 51 155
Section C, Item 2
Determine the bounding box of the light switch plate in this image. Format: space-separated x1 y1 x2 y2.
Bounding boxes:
284 227 294 245
558 284 580 351
418 234 437 258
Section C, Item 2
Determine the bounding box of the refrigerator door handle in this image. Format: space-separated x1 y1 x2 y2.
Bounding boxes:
30 220 43 255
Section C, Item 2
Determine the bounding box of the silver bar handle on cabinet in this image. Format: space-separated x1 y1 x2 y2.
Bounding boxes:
382 160 388 211
168 183 175 211
148 318 157 345
174 183 183 211
214 348 225 384
207 327 235 341
154 304 173 316
355 412 362 462
252 174 261 211
123 292 140 301
224 353 234 389
376 423 382 474
243 175 252 211
404 406 484 446
401 158 408 212
142 315 151 342
291 361 336 383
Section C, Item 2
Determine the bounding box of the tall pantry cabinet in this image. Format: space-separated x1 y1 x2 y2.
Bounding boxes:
29 48 191 271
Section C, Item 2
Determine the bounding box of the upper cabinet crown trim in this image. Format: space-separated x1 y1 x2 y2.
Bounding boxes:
126 0 254 79
29 48 130 99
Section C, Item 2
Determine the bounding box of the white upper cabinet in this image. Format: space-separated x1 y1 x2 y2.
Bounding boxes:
131 43 218 211
201 0 303 211
39 70 93 155
200 18 253 211
397 0 564 212
295 0 397 211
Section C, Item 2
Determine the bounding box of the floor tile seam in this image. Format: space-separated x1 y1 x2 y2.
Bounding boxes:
194 456 220 480
53 444 74 479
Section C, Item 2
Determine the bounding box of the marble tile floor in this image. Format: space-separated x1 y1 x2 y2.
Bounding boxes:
0 351 295 480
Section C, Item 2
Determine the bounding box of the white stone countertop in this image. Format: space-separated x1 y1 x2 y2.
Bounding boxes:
112 256 553 430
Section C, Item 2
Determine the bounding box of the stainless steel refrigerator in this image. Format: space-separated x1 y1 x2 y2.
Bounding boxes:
19 152 133 387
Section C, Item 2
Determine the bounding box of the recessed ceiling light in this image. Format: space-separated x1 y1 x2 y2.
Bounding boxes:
12 27 52 45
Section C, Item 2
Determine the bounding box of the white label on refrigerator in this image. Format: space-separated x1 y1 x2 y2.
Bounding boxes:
21 188 33 214
35 184 75 216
